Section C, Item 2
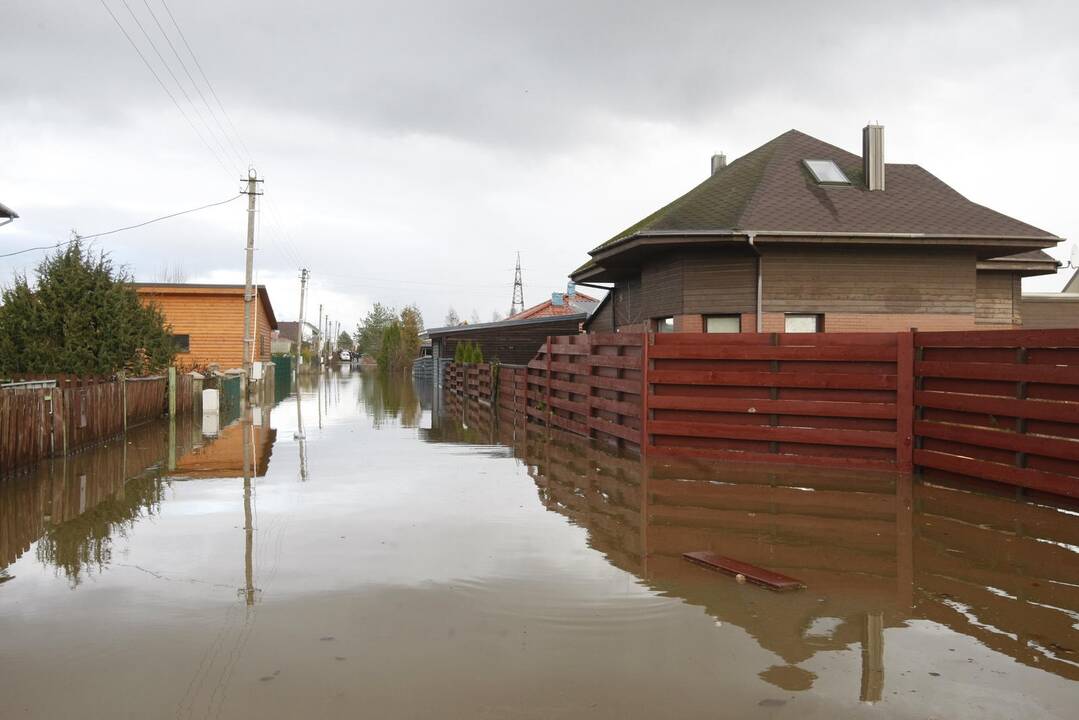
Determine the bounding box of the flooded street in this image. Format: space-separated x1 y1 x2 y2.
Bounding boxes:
1 370 1077 719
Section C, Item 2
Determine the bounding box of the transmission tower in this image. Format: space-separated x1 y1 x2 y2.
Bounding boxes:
510 251 525 316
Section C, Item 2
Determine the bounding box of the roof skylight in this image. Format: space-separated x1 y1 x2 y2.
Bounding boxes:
803 159 850 185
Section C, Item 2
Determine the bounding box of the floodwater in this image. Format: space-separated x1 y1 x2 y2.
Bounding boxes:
1 370 1077 719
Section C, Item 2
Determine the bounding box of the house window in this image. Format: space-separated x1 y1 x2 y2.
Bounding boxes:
705 315 741 333
784 314 824 333
172 334 190 352
654 317 675 333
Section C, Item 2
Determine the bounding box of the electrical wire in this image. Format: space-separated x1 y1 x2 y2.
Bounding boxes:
98 0 234 177
0 194 243 259
139 0 245 170
158 0 253 163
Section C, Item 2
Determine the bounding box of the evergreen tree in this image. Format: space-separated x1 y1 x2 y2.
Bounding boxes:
356 303 396 357
0 242 175 375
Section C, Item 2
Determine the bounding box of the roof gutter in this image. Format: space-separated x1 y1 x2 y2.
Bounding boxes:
592 228 1061 259
747 233 763 332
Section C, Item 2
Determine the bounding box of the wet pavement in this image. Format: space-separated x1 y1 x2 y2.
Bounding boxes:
1 369 1077 718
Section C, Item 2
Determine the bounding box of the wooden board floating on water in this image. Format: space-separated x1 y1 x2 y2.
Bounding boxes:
683 551 806 592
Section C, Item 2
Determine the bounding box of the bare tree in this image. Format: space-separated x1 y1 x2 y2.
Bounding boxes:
156 262 187 283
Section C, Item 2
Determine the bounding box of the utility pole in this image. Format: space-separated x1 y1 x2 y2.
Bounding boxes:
294 268 309 378
511 251 524 316
317 304 323 367
241 168 263 395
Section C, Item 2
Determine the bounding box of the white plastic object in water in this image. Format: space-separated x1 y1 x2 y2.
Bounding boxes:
202 388 220 412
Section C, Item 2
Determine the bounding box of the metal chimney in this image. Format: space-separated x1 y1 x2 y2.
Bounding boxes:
863 124 884 191
566 281 576 297
710 152 727 175
551 292 564 306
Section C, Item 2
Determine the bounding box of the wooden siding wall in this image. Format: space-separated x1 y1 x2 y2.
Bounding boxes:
139 289 273 368
976 271 1021 326
682 249 757 314
762 247 977 315
1021 296 1079 329
613 276 644 329
641 252 684 318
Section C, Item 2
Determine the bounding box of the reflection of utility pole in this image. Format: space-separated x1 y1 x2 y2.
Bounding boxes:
860 612 884 702
241 406 257 606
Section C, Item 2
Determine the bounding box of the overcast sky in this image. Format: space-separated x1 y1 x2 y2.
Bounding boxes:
2 0 1077 331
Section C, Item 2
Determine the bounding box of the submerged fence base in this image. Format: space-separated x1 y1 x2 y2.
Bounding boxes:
0 373 196 476
444 328 1079 499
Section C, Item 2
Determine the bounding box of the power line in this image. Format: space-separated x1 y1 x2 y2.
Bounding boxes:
98 0 233 177
138 0 246 170
158 0 253 163
115 0 239 175
0 193 243 259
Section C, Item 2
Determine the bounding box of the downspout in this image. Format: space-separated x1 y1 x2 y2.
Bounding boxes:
747 233 763 333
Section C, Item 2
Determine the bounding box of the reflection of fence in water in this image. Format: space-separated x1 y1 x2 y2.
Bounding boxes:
434 397 1079 684
0 416 204 582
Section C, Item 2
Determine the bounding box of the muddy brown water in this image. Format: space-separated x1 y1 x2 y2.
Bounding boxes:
1 370 1076 719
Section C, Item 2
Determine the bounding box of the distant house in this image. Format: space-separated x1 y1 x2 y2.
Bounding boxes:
1066 268 1079 293
507 283 600 320
574 126 1062 334
273 320 320 355
134 283 278 369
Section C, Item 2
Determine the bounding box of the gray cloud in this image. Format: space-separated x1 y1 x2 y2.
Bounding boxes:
1 0 1077 326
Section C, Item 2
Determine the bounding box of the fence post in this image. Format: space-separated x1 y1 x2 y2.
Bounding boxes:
119 371 128 433
545 336 552 431
896 331 914 473
640 332 651 455
168 366 177 418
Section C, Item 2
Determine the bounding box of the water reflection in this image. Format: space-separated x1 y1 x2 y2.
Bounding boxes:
359 370 424 428
0 409 278 586
425 396 1079 689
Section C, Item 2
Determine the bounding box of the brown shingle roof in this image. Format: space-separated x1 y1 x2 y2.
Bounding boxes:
592 129 1057 255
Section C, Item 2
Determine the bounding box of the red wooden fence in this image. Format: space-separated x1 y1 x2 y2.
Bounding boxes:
444 327 1079 499
1 374 172 476
912 329 1079 498
645 331 910 471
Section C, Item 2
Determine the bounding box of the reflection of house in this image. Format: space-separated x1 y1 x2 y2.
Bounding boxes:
425 401 1079 689
134 283 278 369
574 126 1062 334
173 420 276 478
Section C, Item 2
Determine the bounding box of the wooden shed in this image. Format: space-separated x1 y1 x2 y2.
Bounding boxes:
134 283 278 370
426 313 586 367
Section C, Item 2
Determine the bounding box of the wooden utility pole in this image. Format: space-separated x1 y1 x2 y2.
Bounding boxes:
241 168 262 393
294 268 309 376
317 303 323 368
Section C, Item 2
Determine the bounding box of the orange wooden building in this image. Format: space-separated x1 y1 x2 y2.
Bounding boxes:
134 283 278 369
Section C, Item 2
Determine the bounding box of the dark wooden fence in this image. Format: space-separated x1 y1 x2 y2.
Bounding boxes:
646 331 909 471
913 329 1079 498
1 374 177 476
443 327 1079 499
